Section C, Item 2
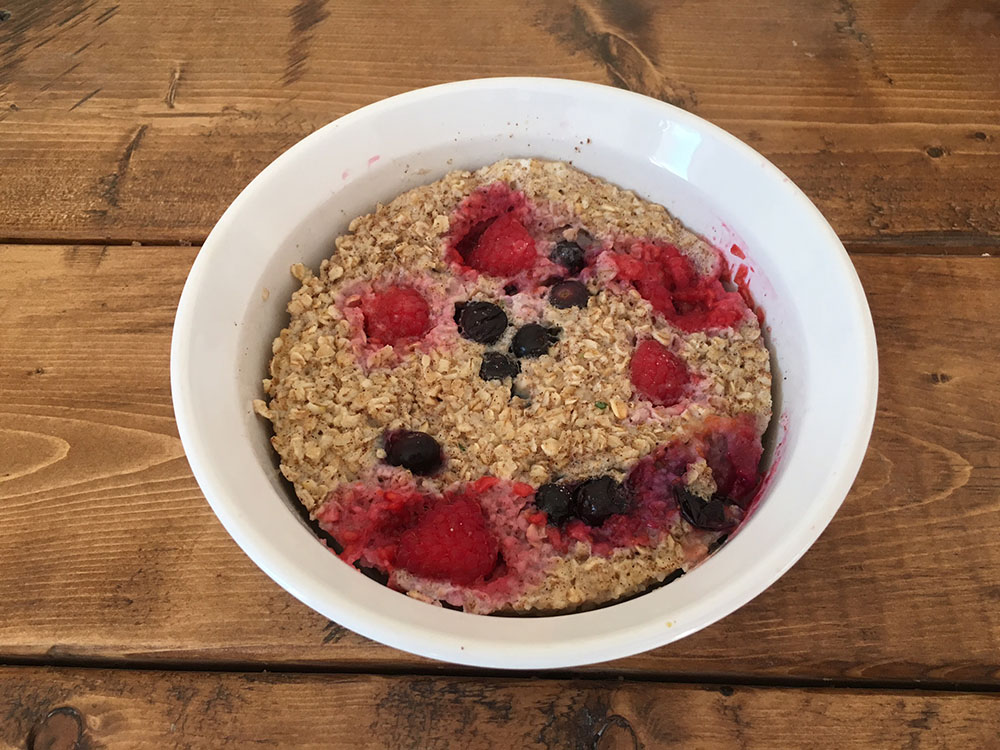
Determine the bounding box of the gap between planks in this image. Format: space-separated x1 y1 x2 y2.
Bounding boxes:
2 654 1000 695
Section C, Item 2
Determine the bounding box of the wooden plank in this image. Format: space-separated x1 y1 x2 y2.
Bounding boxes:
1 246 999 683
0 0 998 245
1 666 998 749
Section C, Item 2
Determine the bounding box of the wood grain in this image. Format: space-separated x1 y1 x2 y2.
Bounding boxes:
1 666 998 749
0 0 998 246
1 245 998 683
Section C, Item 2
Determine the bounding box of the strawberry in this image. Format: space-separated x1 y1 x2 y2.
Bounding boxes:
630 339 690 406
464 213 537 277
361 285 431 346
395 497 499 584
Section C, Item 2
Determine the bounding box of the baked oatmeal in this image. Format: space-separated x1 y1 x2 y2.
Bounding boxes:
253 158 772 614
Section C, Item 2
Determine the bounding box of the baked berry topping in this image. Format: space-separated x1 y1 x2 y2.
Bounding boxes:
549 240 586 276
448 182 529 264
395 497 499 584
534 483 573 523
361 286 431 346
456 301 508 344
548 280 590 309
630 339 690 406
383 430 443 475
464 213 537 277
510 324 560 358
676 486 739 532
610 242 747 331
573 476 630 526
703 418 763 505
271 162 776 615
479 352 521 382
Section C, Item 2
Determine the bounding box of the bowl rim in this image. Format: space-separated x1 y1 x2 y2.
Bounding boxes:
171 76 878 668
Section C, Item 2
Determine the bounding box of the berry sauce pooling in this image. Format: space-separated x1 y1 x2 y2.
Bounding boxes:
479 352 521 382
548 280 590 309
383 430 443 475
456 301 508 344
510 324 560 358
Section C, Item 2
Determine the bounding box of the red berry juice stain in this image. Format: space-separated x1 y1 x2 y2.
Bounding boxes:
740 412 789 519
720 258 765 326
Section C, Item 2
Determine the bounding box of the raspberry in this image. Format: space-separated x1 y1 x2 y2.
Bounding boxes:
511 482 535 498
611 242 747 332
316 486 433 567
395 497 499 584
361 286 430 346
447 183 530 265
473 476 501 493
464 213 537 277
630 339 690 406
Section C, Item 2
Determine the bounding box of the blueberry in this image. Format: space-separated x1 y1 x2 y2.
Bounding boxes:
534 483 573 523
573 476 629 526
535 482 573 524
549 240 586 276
510 324 560 358
479 352 521 382
383 430 442 475
456 301 508 344
548 280 590 309
675 486 739 532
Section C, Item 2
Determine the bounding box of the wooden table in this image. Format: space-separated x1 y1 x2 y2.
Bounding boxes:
2 1 999 746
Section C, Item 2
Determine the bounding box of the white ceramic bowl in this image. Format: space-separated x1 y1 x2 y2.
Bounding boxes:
171 78 877 668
